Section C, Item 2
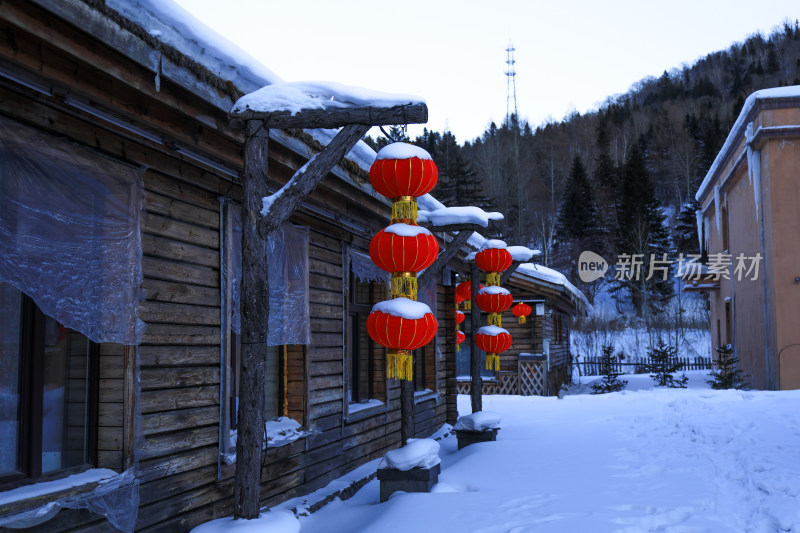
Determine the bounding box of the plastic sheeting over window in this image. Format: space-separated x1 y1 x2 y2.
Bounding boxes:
350 249 389 284
0 116 143 345
223 201 310 345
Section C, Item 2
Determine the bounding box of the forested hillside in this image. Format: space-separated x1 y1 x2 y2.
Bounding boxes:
365 21 800 313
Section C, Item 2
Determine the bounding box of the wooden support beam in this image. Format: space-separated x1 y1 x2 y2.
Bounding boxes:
419 230 472 283
230 103 428 130
470 262 482 413
259 123 371 238
500 260 523 285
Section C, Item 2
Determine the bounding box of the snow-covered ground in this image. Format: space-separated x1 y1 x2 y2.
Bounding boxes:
287 372 800 533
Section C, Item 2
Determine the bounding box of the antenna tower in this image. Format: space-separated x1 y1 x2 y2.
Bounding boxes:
505 40 518 125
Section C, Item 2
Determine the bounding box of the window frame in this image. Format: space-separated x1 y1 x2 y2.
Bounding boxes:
0 292 99 491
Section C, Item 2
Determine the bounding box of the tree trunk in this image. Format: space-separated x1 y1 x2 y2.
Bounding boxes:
470 262 482 413
235 121 271 519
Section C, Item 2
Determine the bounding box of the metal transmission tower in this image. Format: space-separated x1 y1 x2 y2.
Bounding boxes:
505 40 518 125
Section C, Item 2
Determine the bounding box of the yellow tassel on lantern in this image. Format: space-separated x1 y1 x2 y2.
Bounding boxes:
391 196 418 223
464 300 471 311
486 272 501 286
486 353 500 371
518 315 526 324
387 350 413 380
391 272 418 300
456 343 460 352
488 313 502 327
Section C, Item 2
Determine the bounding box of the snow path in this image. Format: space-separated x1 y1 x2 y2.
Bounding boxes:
297 372 800 532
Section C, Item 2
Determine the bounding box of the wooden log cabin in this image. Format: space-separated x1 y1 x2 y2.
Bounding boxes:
0 1 587 531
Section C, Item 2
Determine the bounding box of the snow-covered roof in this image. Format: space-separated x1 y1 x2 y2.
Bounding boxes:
231 81 423 115
695 86 800 203
507 246 540 262
106 0 282 94
516 263 590 313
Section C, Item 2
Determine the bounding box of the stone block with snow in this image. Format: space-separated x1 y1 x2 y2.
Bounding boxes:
377 439 440 502
454 411 501 450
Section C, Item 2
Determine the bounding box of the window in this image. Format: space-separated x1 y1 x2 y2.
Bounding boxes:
0 283 97 487
345 250 388 412
721 205 730 253
218 201 308 458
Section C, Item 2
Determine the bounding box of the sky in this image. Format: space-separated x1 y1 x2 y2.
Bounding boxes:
172 0 799 144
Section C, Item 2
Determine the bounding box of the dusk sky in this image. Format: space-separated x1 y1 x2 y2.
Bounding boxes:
173 0 799 143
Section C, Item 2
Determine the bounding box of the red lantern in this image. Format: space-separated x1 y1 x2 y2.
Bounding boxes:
455 280 482 310
369 224 439 273
455 310 465 325
476 286 513 327
475 247 513 277
367 298 438 380
456 330 466 344
369 224 439 299
512 302 532 324
369 145 438 199
475 325 512 372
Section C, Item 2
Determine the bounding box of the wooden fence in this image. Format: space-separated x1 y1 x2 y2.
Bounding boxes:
576 356 712 376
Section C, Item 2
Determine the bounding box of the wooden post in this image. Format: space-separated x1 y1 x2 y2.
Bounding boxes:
401 380 414 444
235 120 271 519
470 261 482 413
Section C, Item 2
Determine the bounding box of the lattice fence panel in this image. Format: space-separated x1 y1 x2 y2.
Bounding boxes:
519 360 546 396
456 372 519 396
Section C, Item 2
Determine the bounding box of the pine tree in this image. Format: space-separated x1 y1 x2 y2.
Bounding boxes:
556 154 598 242
614 142 673 315
707 344 750 389
591 344 628 394
673 199 702 256
647 339 688 387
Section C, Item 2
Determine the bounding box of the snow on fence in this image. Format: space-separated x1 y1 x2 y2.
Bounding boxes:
576 356 712 376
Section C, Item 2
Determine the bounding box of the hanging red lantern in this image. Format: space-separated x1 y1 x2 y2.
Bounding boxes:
369 144 438 221
369 223 439 299
512 302 532 324
476 286 513 327
475 325 512 372
455 310 465 325
367 298 438 380
475 243 513 286
456 330 466 352
455 280 482 311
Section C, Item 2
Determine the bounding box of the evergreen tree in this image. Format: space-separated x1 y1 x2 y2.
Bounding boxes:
556 154 598 241
707 344 750 389
591 344 628 394
647 339 688 388
673 199 702 256
614 142 673 315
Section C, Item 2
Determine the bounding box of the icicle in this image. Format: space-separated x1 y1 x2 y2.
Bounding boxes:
695 210 704 256
745 122 762 221
714 185 722 237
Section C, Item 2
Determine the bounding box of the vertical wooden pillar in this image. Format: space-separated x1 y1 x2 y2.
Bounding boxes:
234 121 271 519
401 380 415 443
470 262 482 413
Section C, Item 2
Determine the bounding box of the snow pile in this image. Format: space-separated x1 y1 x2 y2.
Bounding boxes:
0 469 118 506
417 206 503 227
231 81 423 115
478 286 510 296
479 239 507 250
266 417 312 447
375 142 432 160
371 298 432 319
295 373 800 533
453 411 501 431
379 439 440 471
506 245 539 262
190 510 300 533
383 223 432 237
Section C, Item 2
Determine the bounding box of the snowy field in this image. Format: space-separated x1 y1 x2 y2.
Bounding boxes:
287 371 800 533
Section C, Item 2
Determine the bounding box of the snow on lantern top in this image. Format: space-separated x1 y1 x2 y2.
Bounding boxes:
478 286 511 296
477 325 509 337
383 223 433 237
480 239 508 251
371 297 433 320
375 142 432 161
